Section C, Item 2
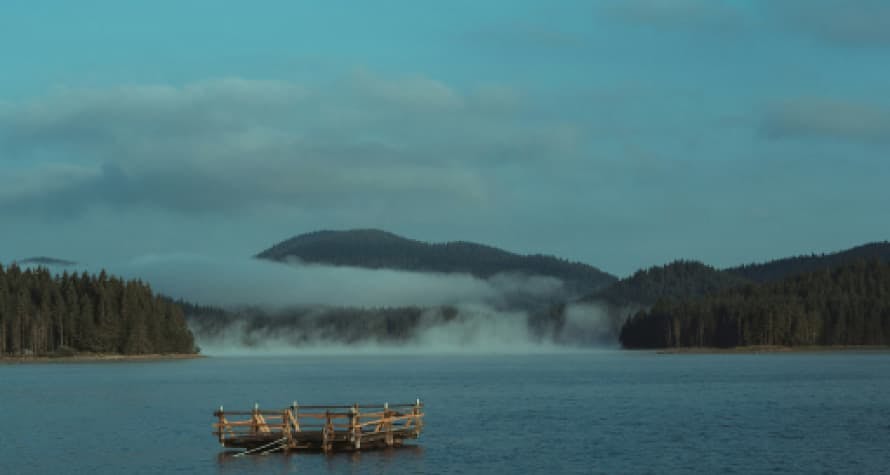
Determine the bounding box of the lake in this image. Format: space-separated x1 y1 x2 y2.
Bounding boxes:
2 351 889 474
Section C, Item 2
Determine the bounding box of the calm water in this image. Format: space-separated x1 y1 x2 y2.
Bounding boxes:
2 351 889 474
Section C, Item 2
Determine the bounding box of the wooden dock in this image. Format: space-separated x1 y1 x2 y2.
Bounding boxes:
212 400 424 454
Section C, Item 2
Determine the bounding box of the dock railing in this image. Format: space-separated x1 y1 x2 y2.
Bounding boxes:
213 400 424 454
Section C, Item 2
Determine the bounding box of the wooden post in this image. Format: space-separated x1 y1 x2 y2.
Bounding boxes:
282 409 291 451
251 402 258 434
323 410 333 454
217 405 225 445
414 398 423 436
291 401 301 432
251 402 270 433
351 403 361 450
384 402 393 447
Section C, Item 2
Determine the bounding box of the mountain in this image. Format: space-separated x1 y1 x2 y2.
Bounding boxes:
585 242 890 309
584 260 752 307
255 229 617 293
725 241 890 283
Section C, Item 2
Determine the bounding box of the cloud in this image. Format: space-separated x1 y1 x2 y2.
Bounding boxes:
0 71 580 216
774 0 890 47
93 253 567 309
604 0 746 31
760 98 890 145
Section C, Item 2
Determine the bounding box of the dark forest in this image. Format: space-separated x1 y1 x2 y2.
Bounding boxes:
0 264 196 356
620 259 890 349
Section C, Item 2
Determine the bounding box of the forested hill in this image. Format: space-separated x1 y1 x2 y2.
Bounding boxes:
725 241 890 283
584 260 751 307
0 264 196 357
256 229 617 292
620 259 890 349
585 242 890 307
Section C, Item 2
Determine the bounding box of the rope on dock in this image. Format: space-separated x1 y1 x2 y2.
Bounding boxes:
232 437 288 457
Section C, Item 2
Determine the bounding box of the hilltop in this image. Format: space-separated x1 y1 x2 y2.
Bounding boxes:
584 260 751 307
725 241 890 282
585 242 890 308
255 229 617 293
581 243 890 340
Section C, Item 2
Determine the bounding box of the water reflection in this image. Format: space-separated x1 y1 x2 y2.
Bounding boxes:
215 445 425 474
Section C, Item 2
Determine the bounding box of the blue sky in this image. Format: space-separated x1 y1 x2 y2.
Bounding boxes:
1 0 889 276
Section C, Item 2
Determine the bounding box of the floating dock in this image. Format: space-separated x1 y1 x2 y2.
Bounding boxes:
212 400 424 455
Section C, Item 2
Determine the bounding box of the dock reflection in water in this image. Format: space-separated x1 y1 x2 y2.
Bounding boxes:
215 445 425 474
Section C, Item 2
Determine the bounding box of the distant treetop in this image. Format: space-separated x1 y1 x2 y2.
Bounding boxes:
725 241 890 282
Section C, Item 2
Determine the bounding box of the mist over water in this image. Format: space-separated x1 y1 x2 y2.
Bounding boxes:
37 253 618 354
193 303 613 356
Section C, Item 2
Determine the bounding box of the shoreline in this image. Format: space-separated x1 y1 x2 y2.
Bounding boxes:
655 345 890 355
0 353 204 364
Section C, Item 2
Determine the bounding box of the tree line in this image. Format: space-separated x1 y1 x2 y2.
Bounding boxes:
620 259 890 348
725 241 890 283
0 264 196 356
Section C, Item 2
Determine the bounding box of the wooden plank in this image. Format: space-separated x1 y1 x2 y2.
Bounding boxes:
357 415 422 427
293 403 418 409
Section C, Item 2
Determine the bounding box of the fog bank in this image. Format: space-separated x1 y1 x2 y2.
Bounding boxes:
192 303 617 356
32 253 621 353
106 253 568 309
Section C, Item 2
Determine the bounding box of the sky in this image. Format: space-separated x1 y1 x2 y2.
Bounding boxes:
1 0 889 277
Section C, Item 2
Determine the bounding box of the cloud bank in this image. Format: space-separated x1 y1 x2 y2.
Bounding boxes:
99 254 565 309
0 72 579 217
3 1 889 278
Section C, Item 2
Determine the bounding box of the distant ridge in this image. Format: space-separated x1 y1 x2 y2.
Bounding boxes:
255 229 617 292
584 241 890 308
725 241 890 283
585 260 751 307
16 256 77 267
